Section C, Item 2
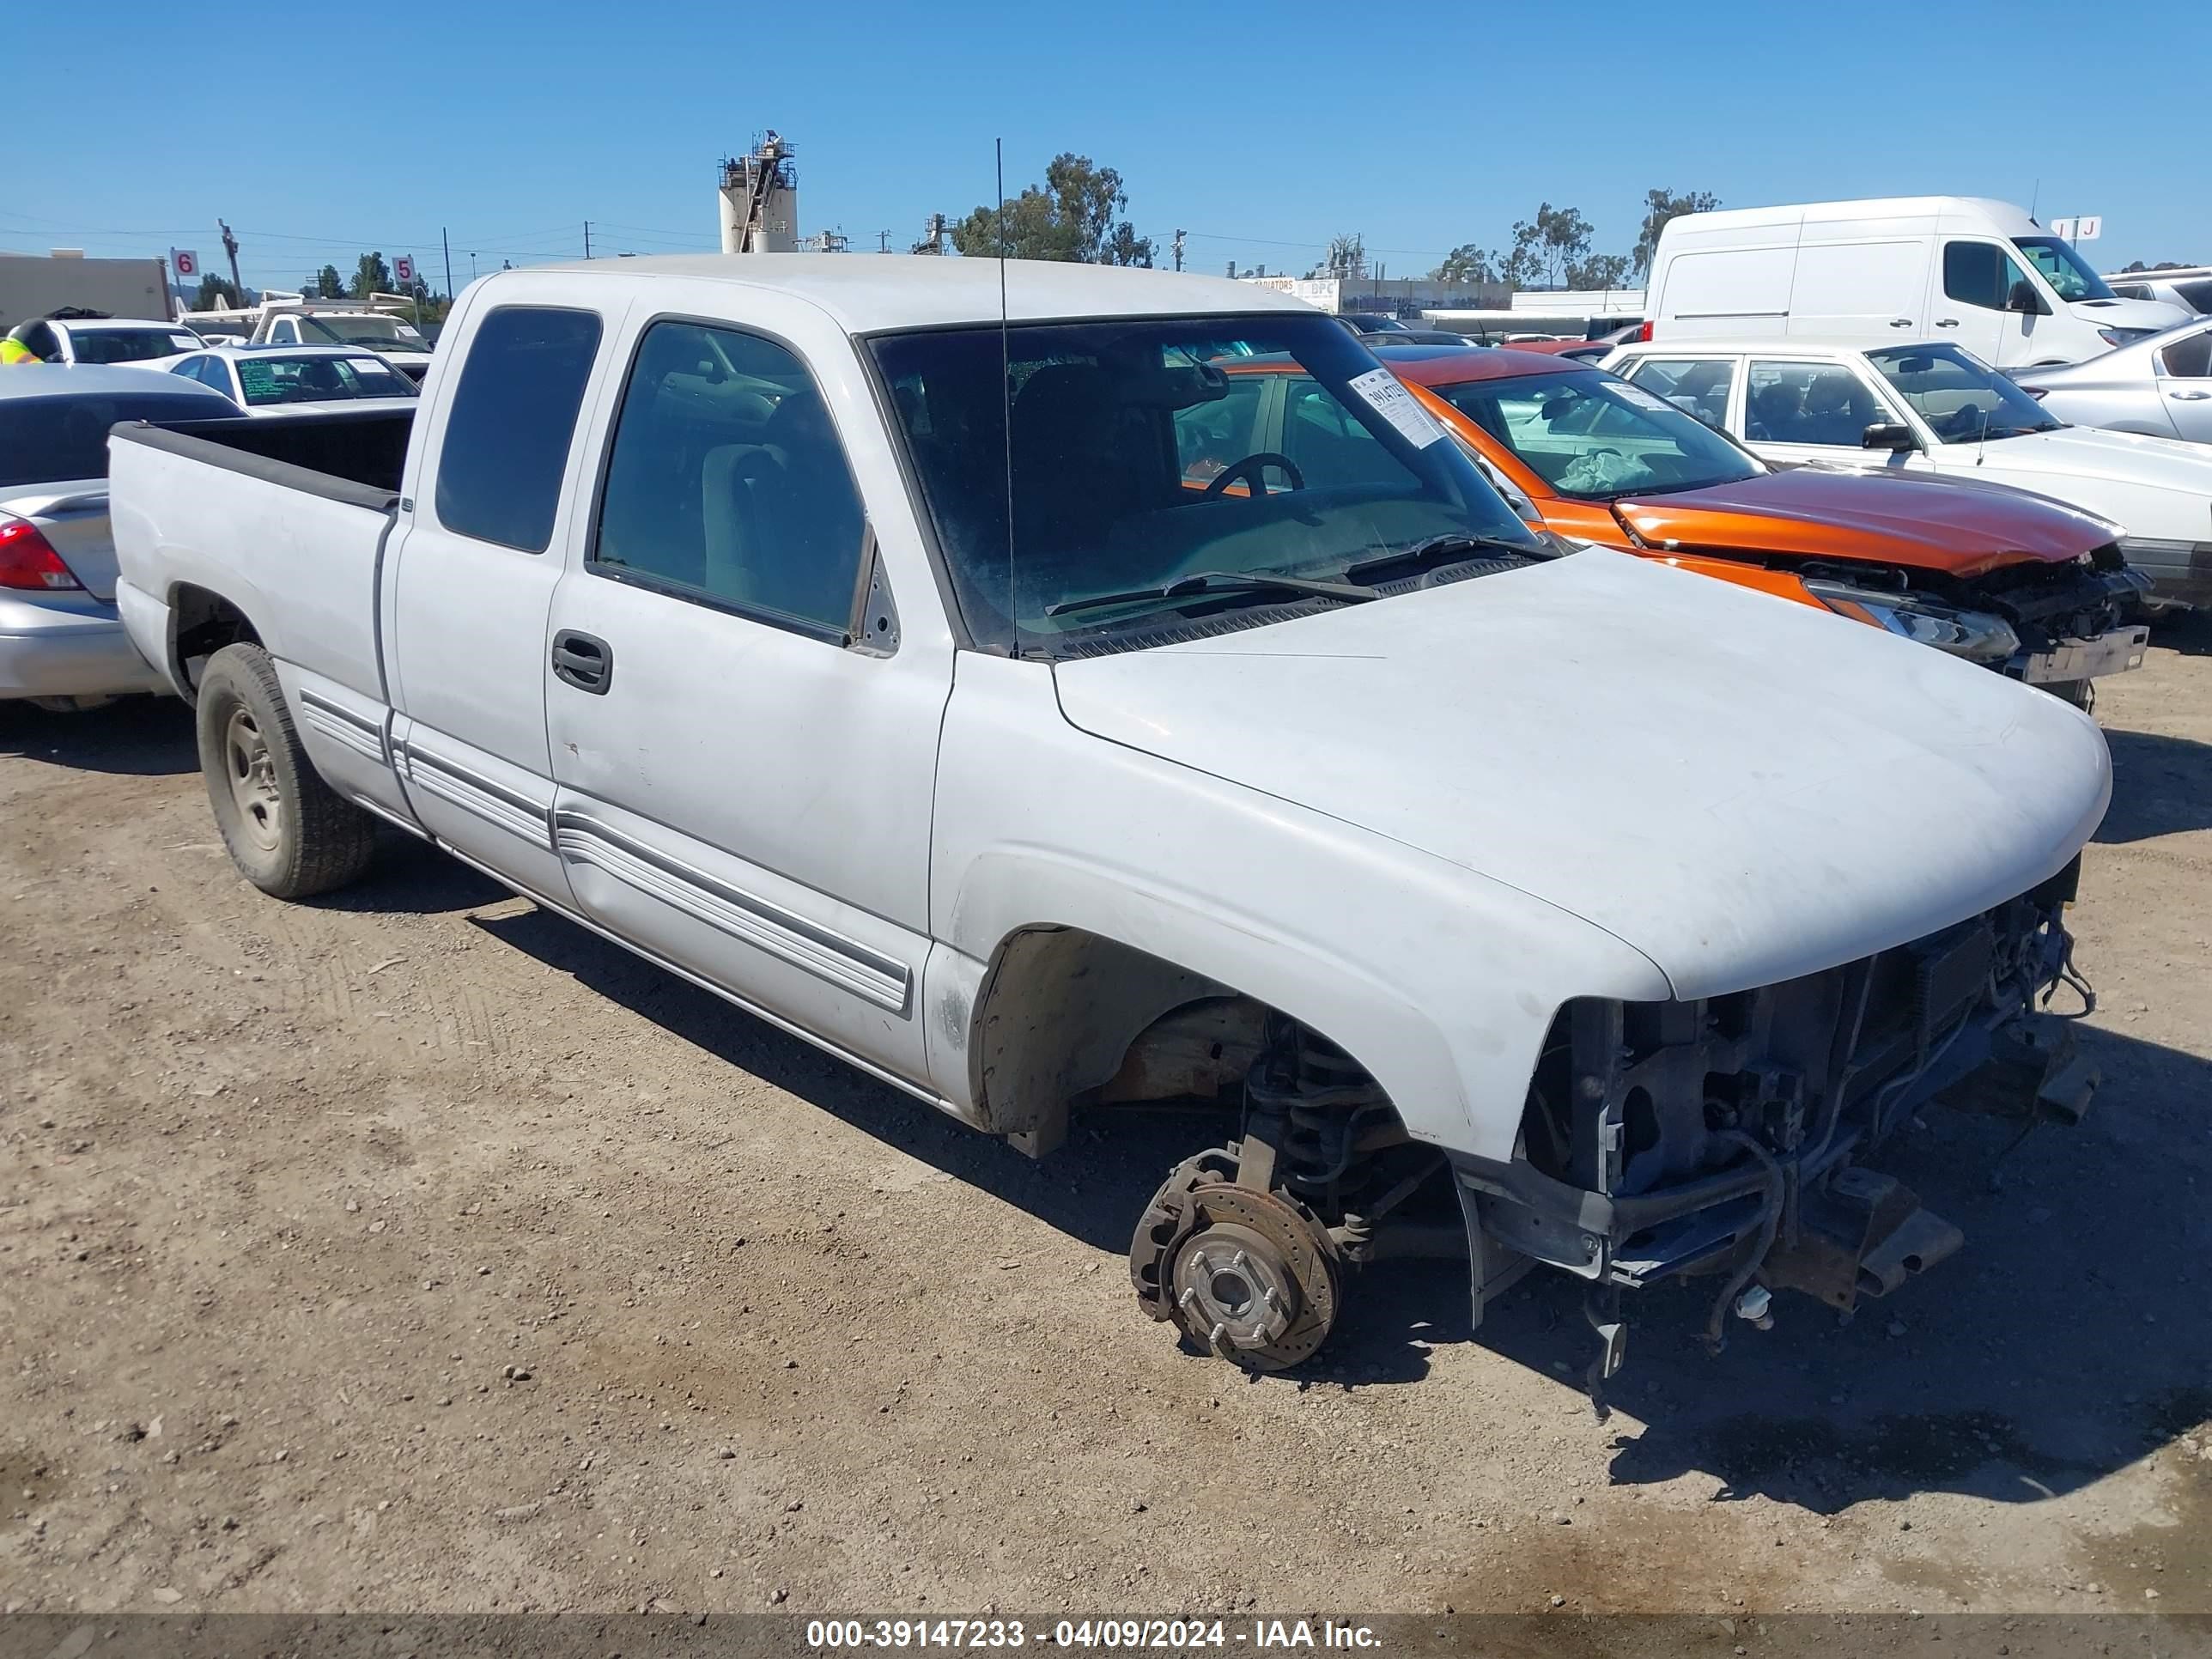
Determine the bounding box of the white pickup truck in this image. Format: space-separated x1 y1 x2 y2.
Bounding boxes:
109 257 2110 1392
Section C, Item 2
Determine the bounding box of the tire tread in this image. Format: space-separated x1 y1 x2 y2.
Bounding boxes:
197 643 377 899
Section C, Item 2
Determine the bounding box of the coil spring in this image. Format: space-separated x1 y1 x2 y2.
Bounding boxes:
1245 1021 1394 1206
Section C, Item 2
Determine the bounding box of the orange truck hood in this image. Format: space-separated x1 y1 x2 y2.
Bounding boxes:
1609 468 2113 580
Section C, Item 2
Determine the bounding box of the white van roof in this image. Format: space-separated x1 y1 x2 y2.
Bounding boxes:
1662 197 2043 240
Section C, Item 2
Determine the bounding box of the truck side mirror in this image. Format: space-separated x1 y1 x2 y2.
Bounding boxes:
1862 422 1917 452
2006 280 2047 316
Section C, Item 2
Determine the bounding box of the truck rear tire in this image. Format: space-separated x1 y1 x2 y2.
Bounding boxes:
197 642 377 899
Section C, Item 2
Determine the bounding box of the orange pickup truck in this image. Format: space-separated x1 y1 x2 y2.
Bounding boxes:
1363 345 2150 702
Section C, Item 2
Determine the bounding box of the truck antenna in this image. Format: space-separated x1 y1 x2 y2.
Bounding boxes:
997 137 1018 658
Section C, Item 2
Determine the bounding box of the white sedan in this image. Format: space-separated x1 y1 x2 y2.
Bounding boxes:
1604 337 2212 609
148 344 420 416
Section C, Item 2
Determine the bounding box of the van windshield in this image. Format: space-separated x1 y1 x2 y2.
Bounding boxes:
1429 368 1764 500
870 313 1543 654
2012 238 2117 303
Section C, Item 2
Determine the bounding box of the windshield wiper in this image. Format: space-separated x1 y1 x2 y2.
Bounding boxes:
1342 532 1544 586
1045 569 1380 618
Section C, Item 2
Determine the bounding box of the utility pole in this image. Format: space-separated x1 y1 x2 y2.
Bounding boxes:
878 229 890 253
584 221 592 259
218 220 241 296
442 228 453 301
1172 228 1185 272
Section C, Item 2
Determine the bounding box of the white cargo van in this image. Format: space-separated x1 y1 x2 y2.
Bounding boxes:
1646 198 2188 368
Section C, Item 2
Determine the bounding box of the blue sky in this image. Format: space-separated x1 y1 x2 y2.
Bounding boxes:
13 0 2205 294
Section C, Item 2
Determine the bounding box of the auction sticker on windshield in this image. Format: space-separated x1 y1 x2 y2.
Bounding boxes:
1347 368 1444 447
1612 383 1676 414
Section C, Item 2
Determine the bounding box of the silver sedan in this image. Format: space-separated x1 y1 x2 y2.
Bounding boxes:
2014 319 2212 445
1 367 238 708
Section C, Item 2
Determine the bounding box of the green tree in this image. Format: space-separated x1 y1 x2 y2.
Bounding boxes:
349 252 394 298
193 274 242 310
950 154 1154 266
1500 204 1595 289
314 264 345 299
1566 252 1632 290
1631 188 1719 278
1432 244 1497 287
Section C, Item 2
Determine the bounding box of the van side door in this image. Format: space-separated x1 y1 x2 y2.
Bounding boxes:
1931 240 2038 365
1784 239 1927 343
542 298 952 1085
385 290 627 908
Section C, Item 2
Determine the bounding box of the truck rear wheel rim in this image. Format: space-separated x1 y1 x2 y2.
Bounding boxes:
223 706 283 854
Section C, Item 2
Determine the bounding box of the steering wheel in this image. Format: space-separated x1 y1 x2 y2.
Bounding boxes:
1203 452 1304 498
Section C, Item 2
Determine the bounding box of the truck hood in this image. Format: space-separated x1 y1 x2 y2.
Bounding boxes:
1608 466 2110 579
1051 549 2109 1000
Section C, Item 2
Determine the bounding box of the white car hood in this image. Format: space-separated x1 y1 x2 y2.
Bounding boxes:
1974 422 2212 496
1051 550 2110 1000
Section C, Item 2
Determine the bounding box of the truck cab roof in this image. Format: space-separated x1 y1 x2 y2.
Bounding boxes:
501 254 1315 334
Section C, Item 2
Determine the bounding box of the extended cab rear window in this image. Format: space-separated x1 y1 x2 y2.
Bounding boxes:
433 307 602 552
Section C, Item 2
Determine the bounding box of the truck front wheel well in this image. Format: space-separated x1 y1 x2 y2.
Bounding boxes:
168 586 263 703
968 927 1403 1163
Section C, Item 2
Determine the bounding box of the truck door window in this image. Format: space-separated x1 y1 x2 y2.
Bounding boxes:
592 319 866 638
432 306 602 553
1173 374 1265 487
1942 242 2030 311
1282 379 1407 488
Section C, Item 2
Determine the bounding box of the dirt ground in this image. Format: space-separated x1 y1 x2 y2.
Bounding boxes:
3 622 2207 1620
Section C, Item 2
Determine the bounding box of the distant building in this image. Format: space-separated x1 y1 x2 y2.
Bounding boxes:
1237 272 1509 316
1424 286 1645 340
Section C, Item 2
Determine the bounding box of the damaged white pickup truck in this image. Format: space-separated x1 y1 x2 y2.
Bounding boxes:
107 258 2111 1392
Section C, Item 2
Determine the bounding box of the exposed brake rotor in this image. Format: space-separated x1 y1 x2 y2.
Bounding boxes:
1129 1152 1341 1371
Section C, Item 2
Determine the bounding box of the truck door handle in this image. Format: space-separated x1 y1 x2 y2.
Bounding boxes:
1890 318 1914 328
2171 389 2211 401
551 629 612 694
1936 318 1960 327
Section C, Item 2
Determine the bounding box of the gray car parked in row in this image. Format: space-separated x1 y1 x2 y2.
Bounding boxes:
1 366 237 708
2014 319 2212 447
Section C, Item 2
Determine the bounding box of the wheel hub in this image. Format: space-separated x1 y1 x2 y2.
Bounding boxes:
1171 1221 1301 1354
1130 1155 1342 1372
224 707 283 854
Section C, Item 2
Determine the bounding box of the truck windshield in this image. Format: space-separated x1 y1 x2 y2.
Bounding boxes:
73 328 204 363
870 313 1541 653
1867 345 2062 443
1427 368 1763 500
299 315 425 350
0 392 232 486
2011 237 2117 303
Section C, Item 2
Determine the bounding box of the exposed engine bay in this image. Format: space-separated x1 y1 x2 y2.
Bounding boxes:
1127 857 2095 1400
1795 544 2150 695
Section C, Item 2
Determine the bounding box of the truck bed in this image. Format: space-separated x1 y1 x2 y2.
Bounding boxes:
108 407 415 713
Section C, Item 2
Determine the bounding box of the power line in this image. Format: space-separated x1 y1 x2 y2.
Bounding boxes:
1182 228 1456 259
